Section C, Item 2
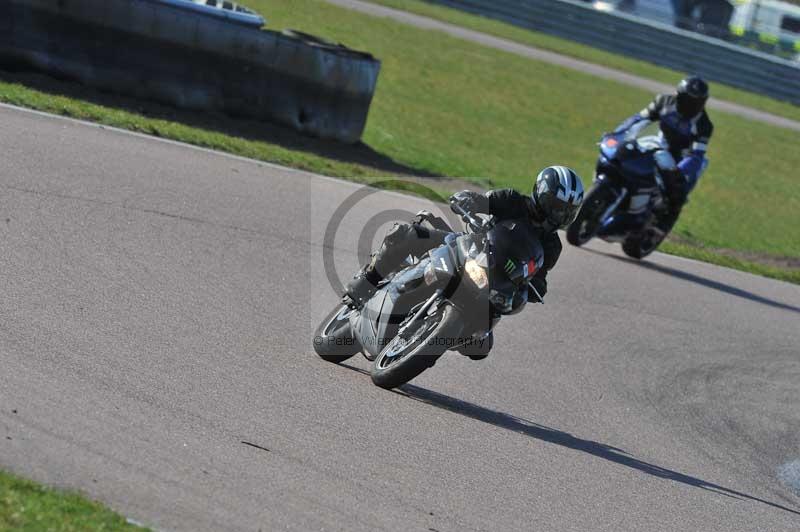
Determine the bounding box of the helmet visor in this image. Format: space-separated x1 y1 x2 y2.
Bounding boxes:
546 202 580 230
676 92 707 117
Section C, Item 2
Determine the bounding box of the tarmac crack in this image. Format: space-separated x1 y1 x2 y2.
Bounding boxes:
241 440 271 453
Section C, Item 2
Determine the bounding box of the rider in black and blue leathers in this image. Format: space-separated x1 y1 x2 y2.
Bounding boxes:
614 76 713 234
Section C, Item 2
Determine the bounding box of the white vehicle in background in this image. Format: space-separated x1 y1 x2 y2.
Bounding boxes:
730 0 800 53
591 1 735 37
592 0 677 25
154 0 266 28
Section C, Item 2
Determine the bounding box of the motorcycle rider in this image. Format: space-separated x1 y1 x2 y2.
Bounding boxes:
344 166 585 358
613 76 713 236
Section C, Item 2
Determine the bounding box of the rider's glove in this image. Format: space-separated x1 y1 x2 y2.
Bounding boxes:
450 190 479 214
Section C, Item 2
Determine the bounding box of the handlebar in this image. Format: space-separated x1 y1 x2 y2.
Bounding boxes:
450 200 494 233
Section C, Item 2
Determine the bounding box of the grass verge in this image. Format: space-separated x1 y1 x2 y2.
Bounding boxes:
366 0 800 123
0 75 400 181
0 0 797 284
0 469 148 531
659 241 800 285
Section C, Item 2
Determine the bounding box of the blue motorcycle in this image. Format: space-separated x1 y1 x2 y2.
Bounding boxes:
567 132 669 259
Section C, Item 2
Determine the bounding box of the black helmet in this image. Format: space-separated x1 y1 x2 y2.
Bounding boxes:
531 166 584 231
676 76 709 118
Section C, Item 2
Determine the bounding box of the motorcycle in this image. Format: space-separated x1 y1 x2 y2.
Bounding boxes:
566 131 669 259
313 202 545 389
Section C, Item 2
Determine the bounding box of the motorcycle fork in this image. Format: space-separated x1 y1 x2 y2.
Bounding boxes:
397 289 444 339
599 186 628 224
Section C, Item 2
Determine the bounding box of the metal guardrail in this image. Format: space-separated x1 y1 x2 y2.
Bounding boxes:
426 0 800 104
1 0 381 143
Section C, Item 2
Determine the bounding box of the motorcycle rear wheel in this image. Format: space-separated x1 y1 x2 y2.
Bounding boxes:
567 182 615 247
313 303 360 363
370 304 462 389
622 229 664 260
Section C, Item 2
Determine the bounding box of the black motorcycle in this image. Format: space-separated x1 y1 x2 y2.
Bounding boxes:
314 202 544 389
567 132 669 259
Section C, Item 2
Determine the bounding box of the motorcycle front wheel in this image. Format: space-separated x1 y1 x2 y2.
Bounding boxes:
370 304 462 389
566 182 616 247
313 303 360 363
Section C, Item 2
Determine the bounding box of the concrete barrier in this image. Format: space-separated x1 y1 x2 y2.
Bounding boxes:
0 0 381 143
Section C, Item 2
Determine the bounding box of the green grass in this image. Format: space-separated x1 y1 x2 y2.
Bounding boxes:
262 0 800 260
0 79 396 181
366 0 800 123
0 469 148 531
0 0 797 283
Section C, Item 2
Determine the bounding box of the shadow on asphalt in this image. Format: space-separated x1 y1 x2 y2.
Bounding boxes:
582 248 800 314
0 69 444 179
341 363 800 516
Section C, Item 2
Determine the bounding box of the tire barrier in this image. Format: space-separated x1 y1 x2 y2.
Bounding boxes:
0 0 382 143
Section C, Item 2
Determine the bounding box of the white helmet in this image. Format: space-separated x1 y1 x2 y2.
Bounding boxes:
531 166 585 230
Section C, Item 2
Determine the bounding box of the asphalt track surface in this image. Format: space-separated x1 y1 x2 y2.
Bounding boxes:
1 104 800 531
327 0 800 132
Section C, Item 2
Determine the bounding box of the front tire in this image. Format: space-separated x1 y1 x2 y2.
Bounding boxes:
567 182 616 247
370 305 462 389
313 304 359 363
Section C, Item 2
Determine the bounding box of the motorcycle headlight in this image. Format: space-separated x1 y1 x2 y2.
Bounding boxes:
464 259 489 289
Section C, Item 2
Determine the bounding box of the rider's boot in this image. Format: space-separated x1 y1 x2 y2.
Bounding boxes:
344 264 382 306
344 221 444 306
457 332 494 361
653 168 687 236
640 202 681 252
654 203 682 235
344 224 417 305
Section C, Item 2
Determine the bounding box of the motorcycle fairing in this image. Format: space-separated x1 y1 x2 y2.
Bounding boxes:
350 241 461 359
594 133 665 239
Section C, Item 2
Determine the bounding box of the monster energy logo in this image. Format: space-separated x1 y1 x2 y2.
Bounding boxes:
504 259 515 275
